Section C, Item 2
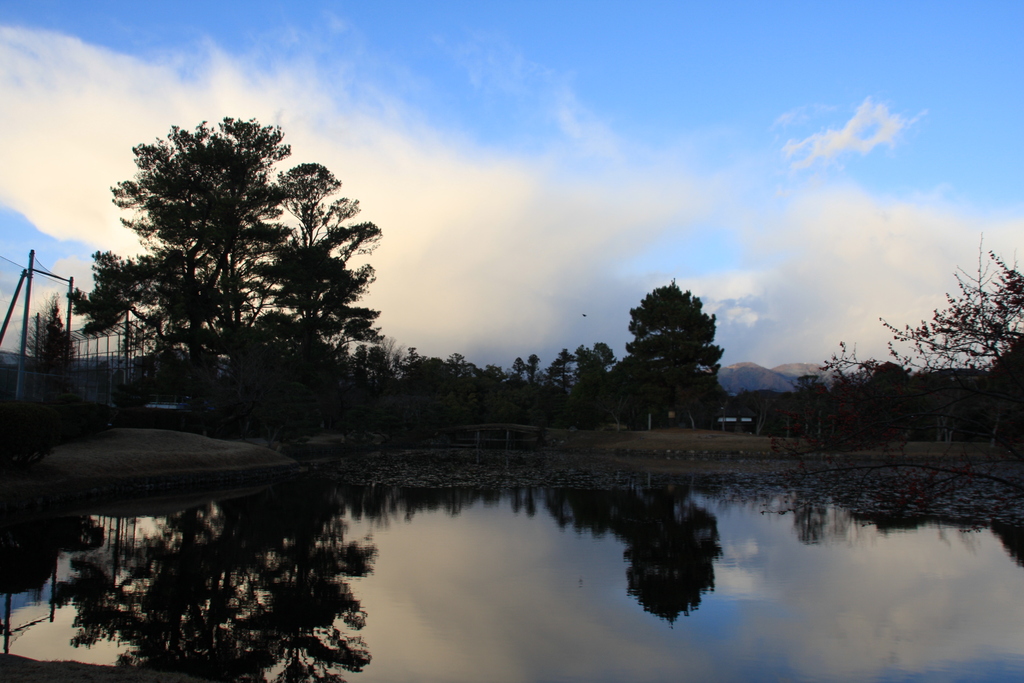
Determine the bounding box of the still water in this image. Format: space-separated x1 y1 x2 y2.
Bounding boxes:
3 478 1024 682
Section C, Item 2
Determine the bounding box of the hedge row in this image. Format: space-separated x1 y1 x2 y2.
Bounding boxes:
0 402 62 468
112 406 206 433
49 401 114 440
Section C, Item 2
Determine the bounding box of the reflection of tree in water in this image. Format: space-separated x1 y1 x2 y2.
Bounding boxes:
0 517 104 595
40 482 537 678
57 479 376 683
336 485 505 523
789 500 1024 571
338 485 720 623
791 505 854 545
1 516 105 654
545 486 722 623
984 522 1024 568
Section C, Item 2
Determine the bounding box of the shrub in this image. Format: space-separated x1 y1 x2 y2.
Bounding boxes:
112 406 204 433
49 402 114 440
254 382 322 445
0 402 62 468
111 383 149 408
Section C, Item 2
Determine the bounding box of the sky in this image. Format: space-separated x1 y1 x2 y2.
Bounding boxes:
0 1 1021 369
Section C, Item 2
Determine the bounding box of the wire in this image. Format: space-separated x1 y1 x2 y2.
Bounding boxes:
23 257 70 284
0 254 72 282
0 253 25 269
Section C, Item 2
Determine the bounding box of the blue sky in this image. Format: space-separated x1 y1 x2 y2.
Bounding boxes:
1 1 1021 367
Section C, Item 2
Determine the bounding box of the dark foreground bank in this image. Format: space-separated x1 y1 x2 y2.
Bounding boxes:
0 429 300 517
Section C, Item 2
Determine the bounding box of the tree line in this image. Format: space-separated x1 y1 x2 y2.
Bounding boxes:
340 278 729 432
73 117 1022 459
74 118 725 439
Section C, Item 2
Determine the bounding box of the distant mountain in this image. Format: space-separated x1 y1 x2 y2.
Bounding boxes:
718 362 794 394
717 362 827 394
771 362 825 379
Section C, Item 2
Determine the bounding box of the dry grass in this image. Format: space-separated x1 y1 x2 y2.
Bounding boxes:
550 427 777 453
0 655 212 683
0 428 295 508
550 427 999 457
544 427 1010 476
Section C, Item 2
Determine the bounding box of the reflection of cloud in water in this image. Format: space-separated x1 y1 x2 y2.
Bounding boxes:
349 490 720 683
350 488 1024 682
722 538 759 561
723 516 1024 678
4 484 1024 681
8 602 130 664
714 566 761 599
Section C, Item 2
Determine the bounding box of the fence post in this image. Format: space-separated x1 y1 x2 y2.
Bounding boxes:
0 270 26 348
64 275 73 390
15 250 35 400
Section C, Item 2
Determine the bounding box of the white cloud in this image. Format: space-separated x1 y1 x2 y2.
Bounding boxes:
0 25 707 363
551 86 620 158
0 26 1020 370
686 187 1024 365
782 98 919 170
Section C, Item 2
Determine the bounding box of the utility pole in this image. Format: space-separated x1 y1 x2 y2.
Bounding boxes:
15 250 35 400
0 270 26 347
10 250 75 400
65 276 74 389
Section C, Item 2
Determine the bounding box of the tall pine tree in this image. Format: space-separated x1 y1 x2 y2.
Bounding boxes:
624 281 723 420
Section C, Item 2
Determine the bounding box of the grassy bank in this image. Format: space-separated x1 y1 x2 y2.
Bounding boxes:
0 428 300 516
0 655 214 683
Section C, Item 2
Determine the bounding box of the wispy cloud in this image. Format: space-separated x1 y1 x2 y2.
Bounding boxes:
550 86 620 158
782 98 920 169
440 32 620 158
444 32 547 96
772 103 837 129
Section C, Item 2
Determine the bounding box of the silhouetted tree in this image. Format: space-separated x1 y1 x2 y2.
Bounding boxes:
76 119 382 434
545 348 576 394
79 119 291 364
624 281 723 420
264 162 381 376
566 343 623 429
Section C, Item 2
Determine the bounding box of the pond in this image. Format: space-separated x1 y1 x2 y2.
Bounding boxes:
3 478 1024 682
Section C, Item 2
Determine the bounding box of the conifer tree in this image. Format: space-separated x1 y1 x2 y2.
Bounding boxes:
624 281 723 418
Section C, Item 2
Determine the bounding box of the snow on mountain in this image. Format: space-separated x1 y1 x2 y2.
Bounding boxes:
771 363 825 379
718 362 826 394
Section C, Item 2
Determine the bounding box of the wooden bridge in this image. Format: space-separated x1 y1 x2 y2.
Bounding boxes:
439 424 544 451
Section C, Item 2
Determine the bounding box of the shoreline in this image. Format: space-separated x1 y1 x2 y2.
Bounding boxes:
4 426 1024 527
316 446 1024 527
0 428 301 519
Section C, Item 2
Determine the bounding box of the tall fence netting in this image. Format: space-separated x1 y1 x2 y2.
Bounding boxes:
1 252 151 405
